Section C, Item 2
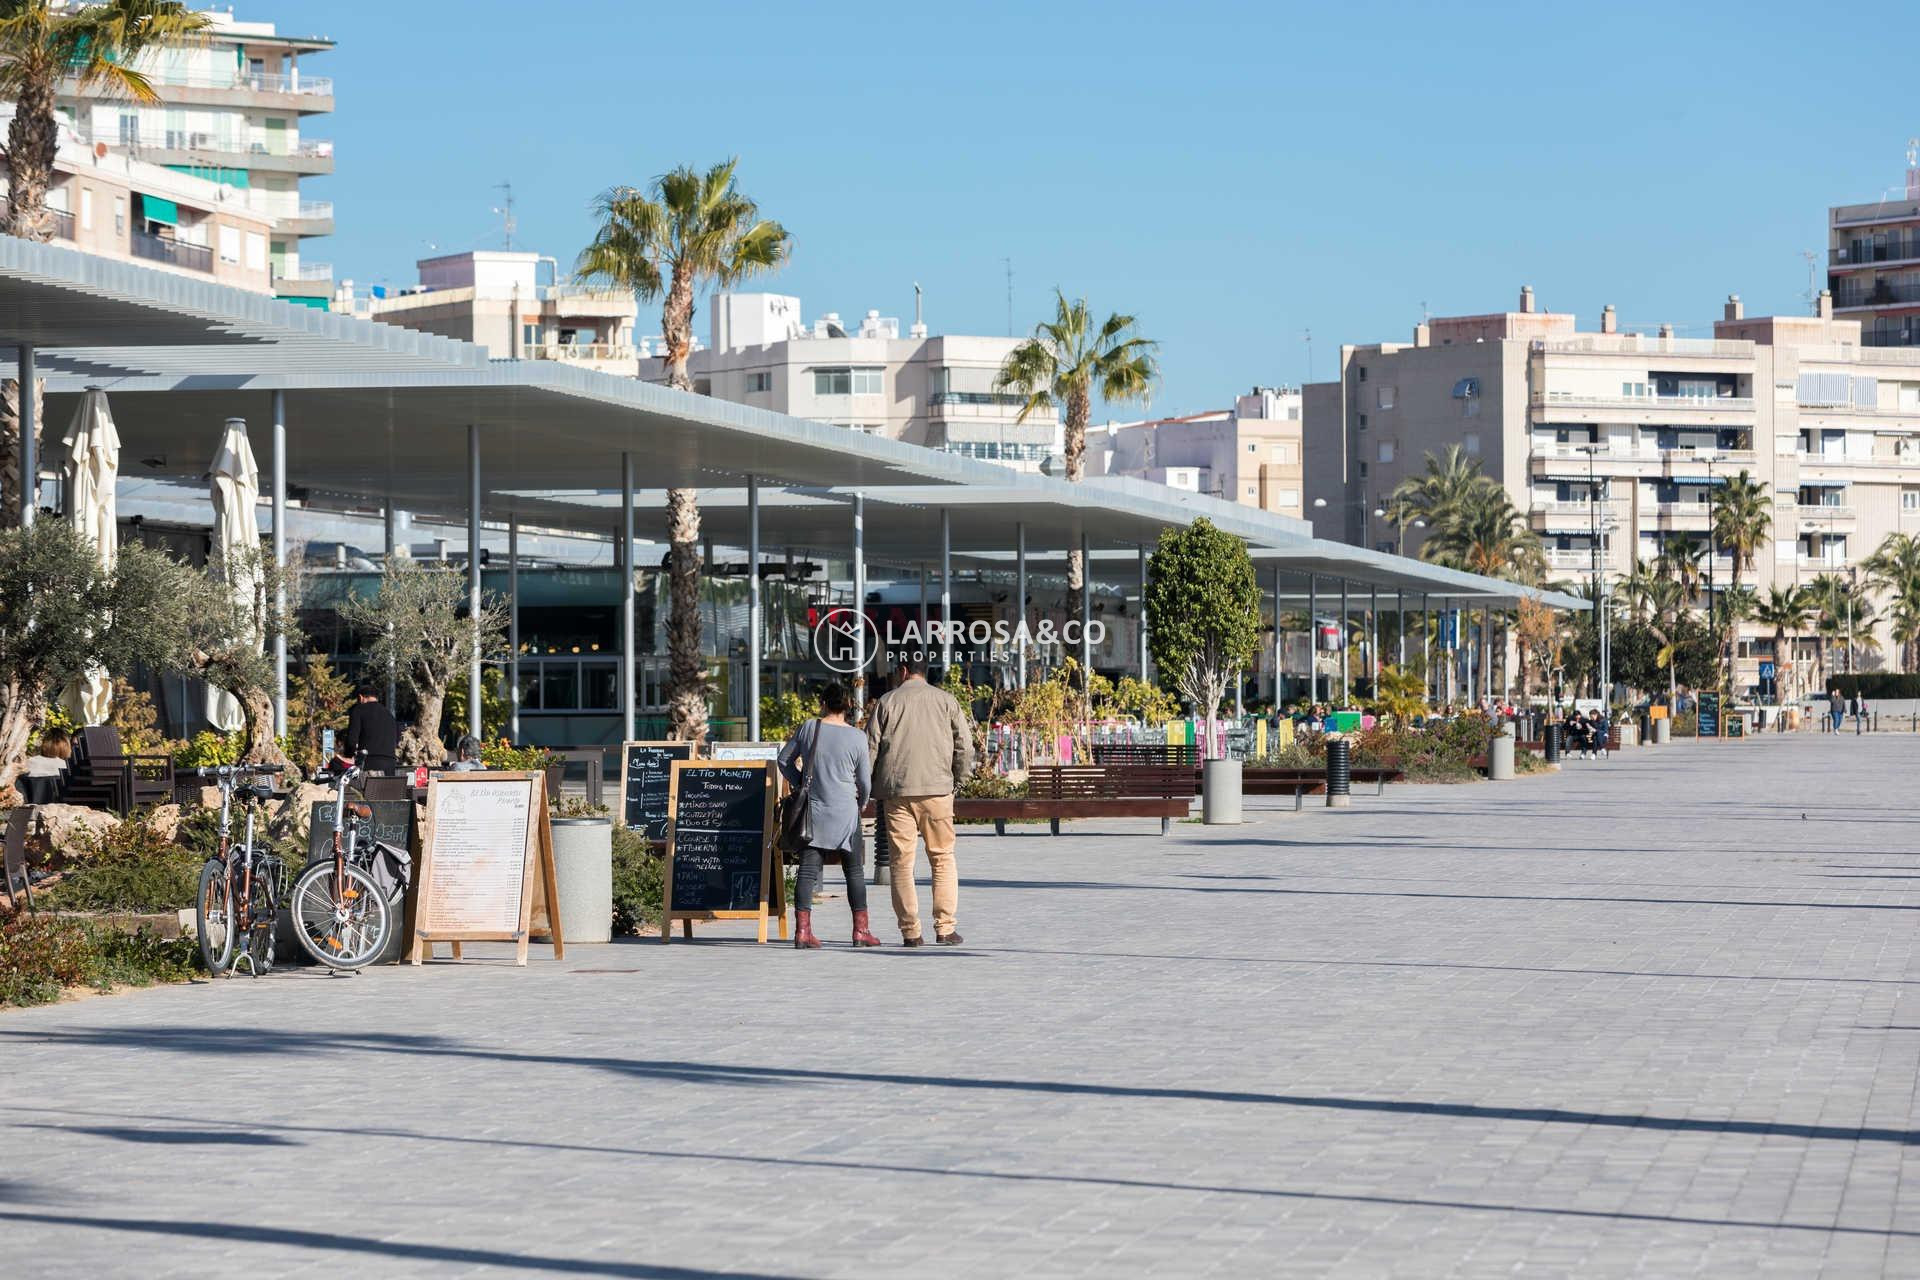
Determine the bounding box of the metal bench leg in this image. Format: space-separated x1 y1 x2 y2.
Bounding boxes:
1049 817 1060 837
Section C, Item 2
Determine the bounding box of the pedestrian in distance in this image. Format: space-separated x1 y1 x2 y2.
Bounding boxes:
778 683 880 950
1828 687 1845 733
867 658 976 946
1852 693 1867 735
343 682 401 774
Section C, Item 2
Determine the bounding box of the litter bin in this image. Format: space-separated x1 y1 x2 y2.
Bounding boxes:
1203 758 1243 824
1543 722 1562 765
547 817 612 943
1653 717 1671 744
1489 724 1516 780
1325 737 1352 808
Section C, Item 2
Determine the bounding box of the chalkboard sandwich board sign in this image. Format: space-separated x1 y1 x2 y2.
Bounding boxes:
662 759 778 943
708 741 781 762
409 771 562 966
618 740 695 841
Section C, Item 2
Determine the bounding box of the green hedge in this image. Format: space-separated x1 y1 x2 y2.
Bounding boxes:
1829 674 1920 699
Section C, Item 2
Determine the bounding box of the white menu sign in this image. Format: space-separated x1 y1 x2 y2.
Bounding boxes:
422 777 532 934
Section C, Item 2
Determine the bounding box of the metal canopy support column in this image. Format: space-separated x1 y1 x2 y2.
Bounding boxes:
1483 604 1494 706
747 475 761 741
1307 574 1318 702
1421 593 1431 701
1016 523 1028 689
1396 589 1406 668
940 508 953 674
384 503 399 708
1339 577 1350 703
466 423 482 741
1138 543 1150 683
853 490 866 715
508 514 521 742
1079 532 1092 682
1368 583 1379 692
620 452 635 743
271 390 287 737
1271 565 1283 705
16 345 33 527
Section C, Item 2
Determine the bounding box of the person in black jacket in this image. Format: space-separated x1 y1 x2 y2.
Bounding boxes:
342 684 401 774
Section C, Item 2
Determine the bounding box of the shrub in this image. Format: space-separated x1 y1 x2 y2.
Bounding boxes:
1830 673 1920 699
759 690 809 742
83 924 198 989
481 739 559 771
0 911 92 1006
172 730 241 769
36 810 203 913
610 824 662 936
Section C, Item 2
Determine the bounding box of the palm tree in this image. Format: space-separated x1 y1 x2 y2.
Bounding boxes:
1657 534 1705 604
1420 484 1542 582
1390 444 1496 534
0 1 209 241
1751 584 1812 702
1708 471 1770 692
1865 531 1920 671
1807 572 1876 683
996 291 1157 590
577 159 791 741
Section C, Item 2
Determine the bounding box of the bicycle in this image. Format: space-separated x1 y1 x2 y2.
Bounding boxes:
192 763 287 978
288 758 405 970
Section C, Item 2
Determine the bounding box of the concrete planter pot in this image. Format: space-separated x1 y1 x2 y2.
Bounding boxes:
1489 724 1516 780
548 817 613 943
1202 758 1243 824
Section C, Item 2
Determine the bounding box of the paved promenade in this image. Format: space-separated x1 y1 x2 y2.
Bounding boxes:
4 734 1920 1277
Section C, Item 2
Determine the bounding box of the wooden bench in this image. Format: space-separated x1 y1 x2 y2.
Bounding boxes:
1029 765 1195 835
1238 766 1405 808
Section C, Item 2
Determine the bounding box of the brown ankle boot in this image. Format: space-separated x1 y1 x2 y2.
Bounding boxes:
793 910 821 949
850 909 881 947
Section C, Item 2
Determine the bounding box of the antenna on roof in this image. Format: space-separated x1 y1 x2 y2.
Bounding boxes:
1303 328 1313 384
492 181 516 251
1800 249 1819 315
1003 258 1013 336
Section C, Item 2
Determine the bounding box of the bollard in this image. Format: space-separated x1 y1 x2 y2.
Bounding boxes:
1325 737 1352 808
869 809 891 886
1543 722 1561 765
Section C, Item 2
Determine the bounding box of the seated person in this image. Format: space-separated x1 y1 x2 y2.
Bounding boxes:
446 735 486 772
20 727 71 804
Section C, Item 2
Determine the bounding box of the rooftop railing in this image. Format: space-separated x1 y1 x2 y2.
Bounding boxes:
1534 334 1753 357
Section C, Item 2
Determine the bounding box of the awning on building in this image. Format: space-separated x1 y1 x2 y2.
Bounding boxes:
136 194 179 226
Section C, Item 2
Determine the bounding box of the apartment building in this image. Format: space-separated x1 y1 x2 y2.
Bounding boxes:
1305 286 1920 695
43 4 334 306
1089 387 1305 518
669 292 1061 471
361 251 639 377
0 108 276 292
1829 168 1920 349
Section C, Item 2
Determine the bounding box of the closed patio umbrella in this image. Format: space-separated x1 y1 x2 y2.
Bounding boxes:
206 417 261 732
60 389 119 725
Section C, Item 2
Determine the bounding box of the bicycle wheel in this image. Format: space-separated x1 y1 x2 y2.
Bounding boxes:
288 861 391 971
194 858 235 976
242 856 279 976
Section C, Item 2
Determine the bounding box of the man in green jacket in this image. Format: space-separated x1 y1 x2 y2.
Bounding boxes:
867 658 977 945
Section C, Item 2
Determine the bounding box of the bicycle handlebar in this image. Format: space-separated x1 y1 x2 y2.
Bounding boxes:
193 764 286 779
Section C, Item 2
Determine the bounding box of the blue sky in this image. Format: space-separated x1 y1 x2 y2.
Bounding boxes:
254 0 1917 415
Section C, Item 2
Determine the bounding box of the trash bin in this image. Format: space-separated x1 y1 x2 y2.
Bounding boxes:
1489 724 1516 780
1325 737 1352 808
1653 717 1671 744
547 817 613 943
1202 758 1243 824
1543 722 1562 765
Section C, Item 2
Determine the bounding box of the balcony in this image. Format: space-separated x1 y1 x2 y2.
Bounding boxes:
1535 335 1752 358
1545 548 1607 571
1788 503 1857 528
1831 236 1920 270
1530 445 1659 479
930 390 1046 422
70 68 334 109
1863 328 1920 348
1661 447 1757 473
88 127 335 174
278 261 333 282
526 343 637 370
130 230 212 273
1649 501 1712 529
1534 390 1754 415
278 201 334 236
1832 279 1920 310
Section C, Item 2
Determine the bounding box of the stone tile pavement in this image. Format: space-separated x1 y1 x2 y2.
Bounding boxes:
2 734 1919 1277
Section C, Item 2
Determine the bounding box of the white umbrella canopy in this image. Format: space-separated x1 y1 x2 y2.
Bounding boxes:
206 417 262 732
59 389 119 725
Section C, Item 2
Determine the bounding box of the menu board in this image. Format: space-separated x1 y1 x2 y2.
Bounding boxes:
1697 692 1721 739
410 771 562 965
306 800 414 869
619 740 693 841
662 760 776 943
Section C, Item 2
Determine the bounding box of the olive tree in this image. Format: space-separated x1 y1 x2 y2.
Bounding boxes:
340 559 507 765
1145 518 1260 760
0 520 209 789
188 548 298 768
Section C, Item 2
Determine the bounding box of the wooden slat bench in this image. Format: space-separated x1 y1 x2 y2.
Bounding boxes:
1029 765 1195 835
1238 766 1406 808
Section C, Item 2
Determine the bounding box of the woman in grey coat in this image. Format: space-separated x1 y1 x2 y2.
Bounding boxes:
777 683 880 949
